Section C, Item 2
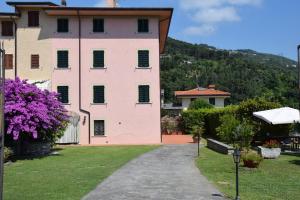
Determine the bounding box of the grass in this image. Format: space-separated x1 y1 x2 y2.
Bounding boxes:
4 145 158 200
197 147 300 200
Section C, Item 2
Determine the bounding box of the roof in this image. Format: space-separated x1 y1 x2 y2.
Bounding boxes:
6 1 58 6
0 12 20 19
44 7 173 54
175 88 231 97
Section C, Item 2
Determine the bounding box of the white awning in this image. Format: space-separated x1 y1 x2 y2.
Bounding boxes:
253 107 300 125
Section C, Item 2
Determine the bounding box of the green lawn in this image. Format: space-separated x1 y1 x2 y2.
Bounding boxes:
197 147 300 200
4 145 158 200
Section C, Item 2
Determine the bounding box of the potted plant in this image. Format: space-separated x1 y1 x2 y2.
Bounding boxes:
242 150 263 168
191 123 204 143
258 139 281 159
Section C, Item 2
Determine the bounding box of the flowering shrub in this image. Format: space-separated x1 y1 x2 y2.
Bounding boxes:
4 78 68 144
263 140 280 148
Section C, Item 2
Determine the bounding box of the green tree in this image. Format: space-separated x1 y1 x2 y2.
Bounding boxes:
189 99 213 110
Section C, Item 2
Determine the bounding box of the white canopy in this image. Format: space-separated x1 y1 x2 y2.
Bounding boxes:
253 107 300 125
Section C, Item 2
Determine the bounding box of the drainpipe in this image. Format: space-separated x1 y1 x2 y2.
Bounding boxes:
11 17 17 78
298 45 300 111
77 10 91 144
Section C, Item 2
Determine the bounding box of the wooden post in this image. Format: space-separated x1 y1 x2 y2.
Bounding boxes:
0 42 5 200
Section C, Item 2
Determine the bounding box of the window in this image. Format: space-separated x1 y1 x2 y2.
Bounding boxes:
138 85 150 103
4 54 13 69
138 50 149 68
209 98 215 106
93 86 105 103
93 18 104 32
31 54 39 69
1 21 13 36
57 86 69 104
28 11 39 27
57 18 69 32
93 50 104 68
94 120 105 136
138 19 149 33
57 51 69 68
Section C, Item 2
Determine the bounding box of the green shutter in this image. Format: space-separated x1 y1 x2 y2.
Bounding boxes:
93 86 105 103
57 51 68 68
57 19 69 32
94 120 105 135
138 19 149 33
139 85 150 103
93 19 104 32
138 50 149 68
57 86 69 104
93 51 104 68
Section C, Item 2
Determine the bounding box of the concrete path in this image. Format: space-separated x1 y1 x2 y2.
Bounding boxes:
82 144 226 200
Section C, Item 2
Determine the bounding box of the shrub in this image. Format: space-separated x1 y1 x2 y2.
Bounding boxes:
191 122 204 139
4 147 12 162
189 99 213 110
4 78 69 145
161 116 178 134
216 114 240 144
233 119 255 149
181 109 207 134
242 150 263 168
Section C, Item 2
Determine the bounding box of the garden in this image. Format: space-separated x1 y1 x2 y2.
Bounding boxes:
169 98 300 199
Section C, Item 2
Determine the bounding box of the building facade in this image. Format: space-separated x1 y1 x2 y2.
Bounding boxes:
0 1 173 145
175 85 230 109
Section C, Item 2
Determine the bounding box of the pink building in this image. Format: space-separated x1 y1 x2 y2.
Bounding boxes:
0 1 173 145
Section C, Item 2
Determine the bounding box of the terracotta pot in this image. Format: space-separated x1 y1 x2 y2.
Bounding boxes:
243 159 260 168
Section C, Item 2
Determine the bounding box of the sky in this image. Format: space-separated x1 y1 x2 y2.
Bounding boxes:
1 0 300 60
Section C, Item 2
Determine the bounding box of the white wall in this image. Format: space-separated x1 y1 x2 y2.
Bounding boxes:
180 96 227 109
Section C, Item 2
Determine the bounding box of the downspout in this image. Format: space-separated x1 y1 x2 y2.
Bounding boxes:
11 17 17 78
77 10 91 144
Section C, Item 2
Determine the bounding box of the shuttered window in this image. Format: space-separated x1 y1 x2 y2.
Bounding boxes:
31 54 39 69
138 19 149 33
93 19 104 32
57 18 69 33
94 120 105 136
57 51 69 68
138 85 150 103
4 54 13 69
1 21 13 36
209 98 215 106
93 86 105 103
28 11 39 27
93 50 104 68
138 50 149 68
57 86 69 104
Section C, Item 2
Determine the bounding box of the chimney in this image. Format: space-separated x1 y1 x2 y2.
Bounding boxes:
208 84 216 90
61 0 67 6
106 0 117 7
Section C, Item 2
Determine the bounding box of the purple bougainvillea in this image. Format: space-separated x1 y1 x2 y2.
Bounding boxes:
4 78 68 142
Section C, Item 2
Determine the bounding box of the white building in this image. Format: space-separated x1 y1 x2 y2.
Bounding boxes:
175 85 230 109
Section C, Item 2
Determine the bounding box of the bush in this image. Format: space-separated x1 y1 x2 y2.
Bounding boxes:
4 147 13 162
181 109 207 134
233 119 255 149
191 122 204 139
189 99 213 110
216 114 240 144
4 78 69 145
242 150 263 168
161 116 178 134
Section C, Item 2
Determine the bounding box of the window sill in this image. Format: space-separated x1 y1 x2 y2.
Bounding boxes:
5 68 14 70
135 32 152 34
62 103 71 105
90 103 107 105
54 67 71 70
136 67 151 69
136 102 152 105
55 32 72 34
90 67 107 70
89 32 108 34
92 135 106 137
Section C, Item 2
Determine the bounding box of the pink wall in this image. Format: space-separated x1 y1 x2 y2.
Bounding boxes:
51 17 161 145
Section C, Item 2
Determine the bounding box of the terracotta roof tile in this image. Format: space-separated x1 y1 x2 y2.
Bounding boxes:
175 88 230 97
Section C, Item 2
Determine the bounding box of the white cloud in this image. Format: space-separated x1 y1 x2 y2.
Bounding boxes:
194 7 240 24
94 0 106 7
180 0 263 36
184 25 216 36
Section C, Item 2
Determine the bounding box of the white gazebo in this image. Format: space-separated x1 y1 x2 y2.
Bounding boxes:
253 107 300 125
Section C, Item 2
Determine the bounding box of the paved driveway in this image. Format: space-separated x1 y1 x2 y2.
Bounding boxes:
82 144 226 200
